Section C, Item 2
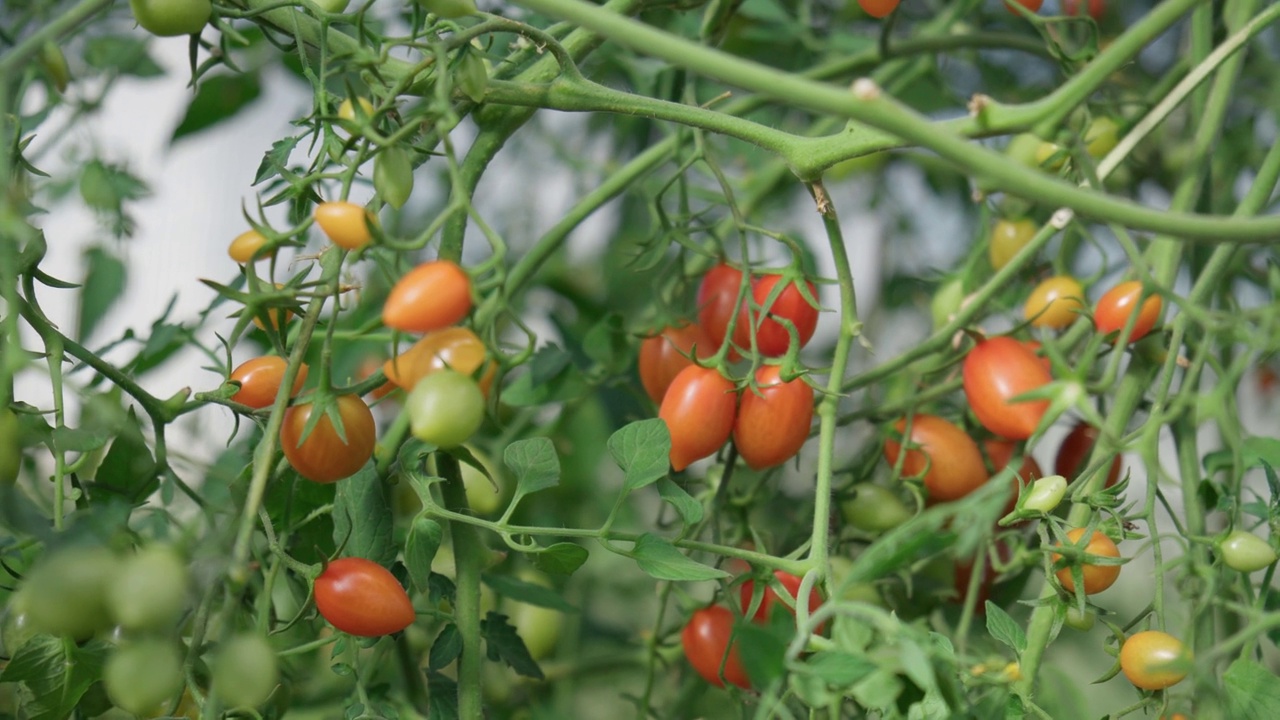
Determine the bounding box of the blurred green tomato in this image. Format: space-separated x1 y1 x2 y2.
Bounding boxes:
108 545 189 631
104 640 184 716
23 546 119 639
505 571 563 661
212 634 280 708
840 483 913 533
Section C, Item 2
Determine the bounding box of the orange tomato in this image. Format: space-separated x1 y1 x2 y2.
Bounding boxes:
382 260 472 334
279 395 376 483
383 327 494 396
638 324 714 405
884 415 987 503
1053 528 1121 594
315 201 376 251
229 357 308 409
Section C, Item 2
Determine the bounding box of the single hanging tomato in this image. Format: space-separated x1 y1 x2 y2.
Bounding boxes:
984 439 1043 517
1219 530 1278 573
314 558 415 637
229 357 308 410
738 570 825 634
228 229 271 264
883 415 987 503
732 365 814 469
1053 528 1121 594
383 260 472 333
384 326 495 396
279 395 376 483
731 274 820 357
638 323 714 405
696 263 745 357
1025 276 1085 329
405 370 485 449
1120 631 1191 690
211 634 279 709
315 201 376 251
989 218 1037 271
129 0 211 37
963 337 1052 440
681 605 749 689
1054 421 1122 488
857 0 900 18
1094 280 1162 343
659 365 737 472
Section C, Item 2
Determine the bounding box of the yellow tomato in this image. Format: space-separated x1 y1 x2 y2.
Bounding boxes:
314 201 376 250
989 218 1037 271
1025 276 1085 329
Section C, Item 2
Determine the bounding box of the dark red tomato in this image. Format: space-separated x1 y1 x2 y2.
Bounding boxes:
681 605 749 689
1063 0 1104 19
639 323 714 405
1004 0 1043 12
963 337 1052 440
954 542 1012 612
1094 281 1162 343
279 395 376 483
732 274 820 357
659 365 737 472
884 415 987 503
314 558 415 637
1054 421 1121 488
697 263 745 359
732 365 814 469
382 260 472 334
230 357 308 409
738 570 825 634
857 0 900 18
984 439 1043 517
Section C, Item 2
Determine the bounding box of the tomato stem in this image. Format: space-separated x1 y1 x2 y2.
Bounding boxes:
438 452 485 719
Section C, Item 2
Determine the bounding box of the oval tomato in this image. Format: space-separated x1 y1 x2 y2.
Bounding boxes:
857 0 900 18
337 97 375 127
1025 276 1085 329
279 395 376 483
840 483 914 533
1120 631 1192 690
732 365 814 469
383 260 472 334
984 439 1043 516
884 415 987 503
1219 530 1278 573
1053 528 1121 594
659 365 737 472
129 0 211 37
1022 474 1067 514
505 570 563 660
418 0 478 18
104 640 184 715
1054 421 1121 488
314 558 415 637
383 327 495 396
639 323 714 405
228 229 271 264
1094 280 1162 343
1004 0 1044 13
989 218 1036 271
681 605 749 689
732 274 820 357
212 634 279 709
315 201 376 251
963 337 1052 440
697 263 745 357
931 277 965 331
1063 0 1105 19
229 357 307 409
405 370 485 449
738 570 824 634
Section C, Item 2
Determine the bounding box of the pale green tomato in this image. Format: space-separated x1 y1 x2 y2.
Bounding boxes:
374 147 415 209
1022 474 1067 514
108 545 189 632
461 449 507 516
312 0 350 12
104 640 184 715
840 483 913 533
129 0 212 37
931 278 965 331
419 0 479 18
505 571 562 661
1006 133 1044 169
23 546 119 639
406 370 485 448
1084 117 1120 158
1220 530 1278 573
212 634 279 708
1064 605 1095 631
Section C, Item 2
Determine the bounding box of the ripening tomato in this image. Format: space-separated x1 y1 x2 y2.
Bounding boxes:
1094 280 1162 343
279 395 376 483
1004 0 1044 13
1120 631 1192 690
989 218 1037 271
129 0 211 37
857 0 900 18
1063 0 1105 19
1054 528 1121 595
337 97 375 126
732 274 820 357
884 415 987 503
252 283 294 332
229 357 308 409
315 201 376 251
314 558 415 637
738 571 825 634
104 640 184 715
384 327 495 396
681 605 749 689
1025 276 1085 329
406 370 485 449
697 263 746 357
732 365 814 469
228 229 271 264
659 365 737 471
639 324 714 405
984 439 1043 517
963 337 1052 440
1054 421 1122 488
383 260 472 333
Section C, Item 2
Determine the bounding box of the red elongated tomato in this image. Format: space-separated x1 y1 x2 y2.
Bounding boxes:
963 337 1052 440
638 323 714 405
732 274 820 357
659 365 737 472
1094 280 1162 343
1054 421 1121 488
1063 0 1105 19
697 263 745 358
681 605 749 689
858 0 900 18
985 439 1043 517
884 415 987 503
230 357 308 409
314 558 415 637
383 261 472 333
732 365 814 469
738 570 825 634
279 395 376 483
1005 0 1044 12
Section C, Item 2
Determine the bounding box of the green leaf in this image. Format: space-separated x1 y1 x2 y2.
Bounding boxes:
608 419 671 492
737 622 788 688
657 477 703 526
50 426 114 453
582 314 630 371
77 245 126 343
332 466 395 566
628 534 728 581
505 437 561 500
426 671 459 720
533 542 589 576
83 36 163 77
428 623 462 671
480 612 544 680
78 160 148 216
405 516 443 593
798 651 877 686
0 635 109 720
984 601 1027 655
172 73 263 142
1243 437 1280 470
1225 658 1280 718
898 639 938 694
255 135 301 185
429 572 456 607
482 573 576 613
851 668 903 711
93 408 157 504
501 352 588 407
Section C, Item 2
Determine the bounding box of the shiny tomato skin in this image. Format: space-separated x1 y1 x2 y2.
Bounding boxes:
639 324 714 405
383 261 473 334
732 275 820 357
1054 528 1121 595
884 415 987 503
963 337 1052 440
697 263 746 357
279 395 376 483
681 605 749 689
984 439 1043 517
738 571 825 634
315 201 375 251
989 218 1037 271
230 357 307 409
1094 280 1162 343
857 0 900 18
1054 421 1121 488
1025 276 1085 329
1120 631 1192 690
383 326 494 396
732 365 814 469
1063 0 1104 19
129 0 211 37
659 365 737 471
1004 0 1044 12
314 558 415 637
228 229 270 264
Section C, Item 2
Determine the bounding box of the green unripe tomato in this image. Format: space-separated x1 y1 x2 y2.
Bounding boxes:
828 557 883 607
108 545 190 632
931 277 965 331
840 483 914 533
505 571 563 661
1006 133 1045 169
0 407 19 485
1064 605 1095 631
312 0 350 11
23 546 119 639
406 370 485 448
0 608 37 656
461 449 507 516
38 42 71 93
104 640 184 716
374 147 415 210
1084 117 1120 159
1022 474 1067 514
1219 530 1278 573
212 634 280 709
129 0 212 37
418 0 479 18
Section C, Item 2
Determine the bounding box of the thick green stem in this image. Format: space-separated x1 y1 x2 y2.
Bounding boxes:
438 453 485 720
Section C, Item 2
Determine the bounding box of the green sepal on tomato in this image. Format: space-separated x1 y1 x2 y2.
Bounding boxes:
731 273 820 357
1052 528 1122 595
732 365 814 469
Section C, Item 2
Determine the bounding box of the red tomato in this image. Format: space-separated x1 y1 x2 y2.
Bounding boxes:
1120 631 1191 690
732 365 814 469
1093 280 1162 343
738 570 824 634
659 366 737 471
681 605 749 689
732 274 820 357
1063 0 1104 19
962 337 1052 440
229 357 307 409
1004 0 1044 12
638 324 714 405
382 261 472 334
1053 528 1121 594
857 0 900 18
984 439 1043 517
314 558 415 637
383 327 495 397
696 263 745 358
1054 421 1121 488
279 395 376 483
884 415 987 503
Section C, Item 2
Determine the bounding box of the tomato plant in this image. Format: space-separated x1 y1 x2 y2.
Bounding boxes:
985 438 1043 516
314 200 376 251
738 570 824 633
228 229 270 264
1024 275 1085 329
128 0 211 37
731 274 820 357
697 263 745 357
988 218 1037 271
383 326 495 396
1053 528 1122 595
1055 421 1122 488
638 323 714 405
857 0 901 18
383 260 473 333
229 356 308 409
1120 631 1192 690
658 364 737 471
314 558 415 637
963 336 1053 440
406 369 485 448
884 414 988 503
732 365 814 469
279 395 376 483
681 605 749 689
1094 280 1163 343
